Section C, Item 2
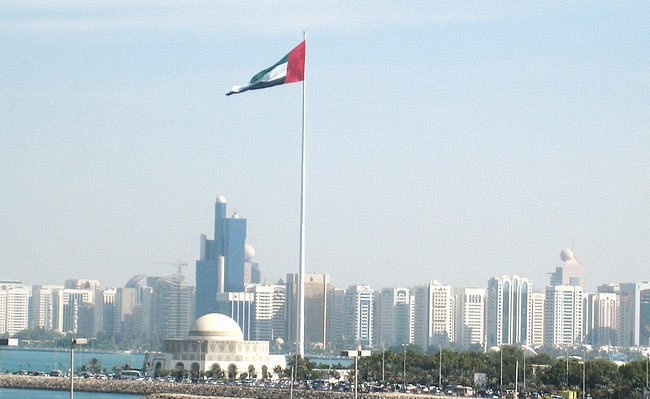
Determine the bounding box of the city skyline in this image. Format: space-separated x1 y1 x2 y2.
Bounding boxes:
2 2 649 292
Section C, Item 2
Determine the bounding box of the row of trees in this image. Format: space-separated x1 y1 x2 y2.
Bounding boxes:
350 346 649 399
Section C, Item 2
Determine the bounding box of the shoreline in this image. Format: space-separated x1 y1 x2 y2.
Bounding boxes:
0 375 439 399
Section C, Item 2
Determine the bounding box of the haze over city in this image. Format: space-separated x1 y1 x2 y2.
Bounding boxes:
2 2 649 292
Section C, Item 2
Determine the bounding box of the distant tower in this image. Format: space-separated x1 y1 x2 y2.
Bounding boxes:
549 248 585 288
195 196 248 319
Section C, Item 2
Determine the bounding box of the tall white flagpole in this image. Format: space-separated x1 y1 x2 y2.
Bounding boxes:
298 31 307 358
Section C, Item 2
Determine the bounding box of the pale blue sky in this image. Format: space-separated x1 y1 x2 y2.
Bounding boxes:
1 1 649 292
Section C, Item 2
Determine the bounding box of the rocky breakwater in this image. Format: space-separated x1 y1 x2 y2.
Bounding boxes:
0 375 434 399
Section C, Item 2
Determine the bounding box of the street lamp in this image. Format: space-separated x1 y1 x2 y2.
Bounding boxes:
381 347 385 383
341 349 371 399
438 345 442 390
70 338 87 399
500 346 503 399
582 350 586 399
402 344 407 392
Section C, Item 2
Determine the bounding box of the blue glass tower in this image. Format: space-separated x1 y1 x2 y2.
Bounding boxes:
195 196 247 319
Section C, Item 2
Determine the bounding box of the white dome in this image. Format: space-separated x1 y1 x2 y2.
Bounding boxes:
560 248 576 262
216 195 226 204
189 313 244 341
244 244 255 261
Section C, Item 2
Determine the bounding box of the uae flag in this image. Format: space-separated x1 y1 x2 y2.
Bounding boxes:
226 40 306 96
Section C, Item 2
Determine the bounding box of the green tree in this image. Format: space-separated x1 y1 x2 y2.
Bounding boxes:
228 363 238 379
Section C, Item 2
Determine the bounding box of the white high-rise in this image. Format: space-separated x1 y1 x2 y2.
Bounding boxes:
344 285 374 347
544 285 583 346
486 275 533 347
378 287 413 347
584 292 619 347
453 287 485 348
0 281 30 336
413 281 453 349
619 281 650 347
29 285 62 331
245 284 286 341
529 291 545 346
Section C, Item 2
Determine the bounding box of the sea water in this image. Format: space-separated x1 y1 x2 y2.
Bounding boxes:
0 348 145 398
0 347 144 374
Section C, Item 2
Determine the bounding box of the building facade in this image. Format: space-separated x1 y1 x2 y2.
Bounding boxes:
454 287 485 348
486 275 533 347
413 281 453 349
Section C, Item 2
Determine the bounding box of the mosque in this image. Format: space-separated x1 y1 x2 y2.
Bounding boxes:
144 313 286 379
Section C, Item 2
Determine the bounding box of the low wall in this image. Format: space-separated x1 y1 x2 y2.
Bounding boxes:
0 375 438 399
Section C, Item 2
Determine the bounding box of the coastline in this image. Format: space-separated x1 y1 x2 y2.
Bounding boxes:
0 375 435 399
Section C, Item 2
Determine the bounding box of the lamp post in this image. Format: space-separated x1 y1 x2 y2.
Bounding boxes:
70 338 87 399
381 347 385 383
565 348 569 388
342 349 371 399
500 346 503 399
582 351 586 399
438 345 442 390
402 344 407 392
522 347 526 399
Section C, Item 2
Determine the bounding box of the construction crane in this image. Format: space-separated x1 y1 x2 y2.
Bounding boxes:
155 261 188 277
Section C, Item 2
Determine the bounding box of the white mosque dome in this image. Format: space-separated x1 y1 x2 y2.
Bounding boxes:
189 313 244 341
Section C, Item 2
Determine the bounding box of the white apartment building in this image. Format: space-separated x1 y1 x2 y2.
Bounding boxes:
584 292 619 347
529 291 545 346
245 284 285 341
378 287 413 347
486 275 533 347
544 285 583 346
619 282 650 347
0 281 30 336
29 285 63 331
453 287 485 348
344 285 374 347
414 281 453 349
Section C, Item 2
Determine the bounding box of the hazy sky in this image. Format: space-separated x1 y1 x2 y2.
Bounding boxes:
2 1 649 293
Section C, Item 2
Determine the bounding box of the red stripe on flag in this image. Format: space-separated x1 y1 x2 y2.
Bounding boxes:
285 40 306 84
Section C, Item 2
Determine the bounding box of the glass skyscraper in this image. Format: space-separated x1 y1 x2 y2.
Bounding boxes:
195 196 247 319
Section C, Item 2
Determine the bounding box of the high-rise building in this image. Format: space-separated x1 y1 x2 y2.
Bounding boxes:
59 288 96 334
413 280 453 349
216 291 254 339
486 275 533 347
584 292 619 347
344 285 374 347
377 288 413 347
529 291 545 346
619 282 650 347
0 281 30 336
549 249 585 288
453 287 485 348
286 273 330 350
326 287 346 351
544 285 583 346
101 288 116 336
29 285 62 331
150 276 195 342
195 196 249 319
245 284 286 341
